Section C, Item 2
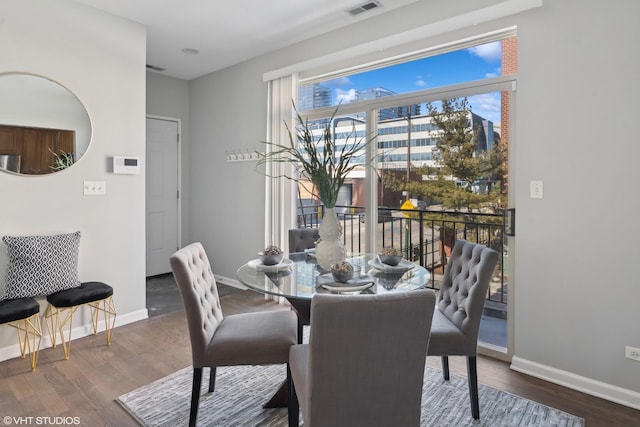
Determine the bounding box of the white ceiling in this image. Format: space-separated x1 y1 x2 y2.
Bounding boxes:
73 0 420 81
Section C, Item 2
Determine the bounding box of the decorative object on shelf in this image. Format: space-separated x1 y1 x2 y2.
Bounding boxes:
257 102 375 270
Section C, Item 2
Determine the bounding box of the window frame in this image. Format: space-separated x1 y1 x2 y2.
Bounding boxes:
283 27 518 253
292 75 515 252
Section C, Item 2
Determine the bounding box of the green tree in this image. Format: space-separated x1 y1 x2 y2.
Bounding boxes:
384 97 506 212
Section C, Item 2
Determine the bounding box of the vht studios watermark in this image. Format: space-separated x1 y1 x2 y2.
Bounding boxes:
2 416 81 426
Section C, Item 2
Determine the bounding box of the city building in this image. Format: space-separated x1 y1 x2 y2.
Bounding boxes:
298 83 332 111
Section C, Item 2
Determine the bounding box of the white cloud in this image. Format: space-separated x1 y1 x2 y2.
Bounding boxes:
325 76 352 87
335 88 357 103
415 75 427 87
469 93 501 123
467 41 501 62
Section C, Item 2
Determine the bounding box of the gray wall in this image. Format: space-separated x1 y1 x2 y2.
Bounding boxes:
0 0 147 357
185 0 640 407
1 0 637 409
188 64 268 276
512 0 640 400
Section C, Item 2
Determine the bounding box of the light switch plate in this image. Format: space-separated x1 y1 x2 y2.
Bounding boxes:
530 180 543 199
84 181 106 195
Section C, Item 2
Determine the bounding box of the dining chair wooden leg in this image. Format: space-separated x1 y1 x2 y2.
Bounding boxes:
208 367 216 393
441 356 450 380
287 364 299 427
190 367 203 427
467 356 480 419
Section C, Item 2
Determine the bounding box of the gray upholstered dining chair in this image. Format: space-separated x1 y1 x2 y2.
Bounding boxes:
170 242 298 427
427 239 499 420
288 228 319 253
289 290 436 427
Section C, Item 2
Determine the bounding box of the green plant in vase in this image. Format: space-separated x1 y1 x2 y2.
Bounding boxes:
258 101 375 269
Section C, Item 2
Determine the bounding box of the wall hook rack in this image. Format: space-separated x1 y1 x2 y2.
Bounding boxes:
226 149 263 163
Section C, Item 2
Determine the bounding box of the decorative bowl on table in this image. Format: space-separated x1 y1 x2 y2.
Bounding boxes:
378 247 402 266
259 245 284 266
331 261 361 283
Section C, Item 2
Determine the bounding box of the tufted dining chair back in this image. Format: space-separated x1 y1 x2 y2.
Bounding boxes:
288 290 436 427
436 239 498 350
427 239 499 420
170 242 298 427
169 242 223 366
288 228 319 253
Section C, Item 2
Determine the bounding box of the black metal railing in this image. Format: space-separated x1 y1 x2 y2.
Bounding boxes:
296 204 508 313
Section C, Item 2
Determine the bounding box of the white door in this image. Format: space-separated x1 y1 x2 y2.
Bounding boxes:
146 117 180 276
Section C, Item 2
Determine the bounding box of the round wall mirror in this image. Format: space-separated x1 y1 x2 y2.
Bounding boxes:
0 73 92 175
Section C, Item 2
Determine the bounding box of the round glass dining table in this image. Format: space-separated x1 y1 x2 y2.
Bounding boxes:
236 252 430 328
236 252 430 408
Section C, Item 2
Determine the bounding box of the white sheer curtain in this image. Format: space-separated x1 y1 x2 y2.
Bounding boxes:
265 74 297 252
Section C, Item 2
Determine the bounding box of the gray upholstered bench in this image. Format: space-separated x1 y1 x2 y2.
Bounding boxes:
0 297 42 370
44 281 116 359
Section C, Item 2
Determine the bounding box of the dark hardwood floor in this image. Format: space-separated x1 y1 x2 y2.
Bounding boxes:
0 284 638 426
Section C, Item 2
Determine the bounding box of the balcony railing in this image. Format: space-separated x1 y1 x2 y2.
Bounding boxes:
296 204 508 315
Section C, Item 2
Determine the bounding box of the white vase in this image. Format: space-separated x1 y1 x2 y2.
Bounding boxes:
316 207 346 270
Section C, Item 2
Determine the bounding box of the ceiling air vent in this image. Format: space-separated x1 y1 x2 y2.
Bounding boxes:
347 1 382 16
146 64 166 72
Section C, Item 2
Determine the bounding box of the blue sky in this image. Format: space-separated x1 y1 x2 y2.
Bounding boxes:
317 41 503 124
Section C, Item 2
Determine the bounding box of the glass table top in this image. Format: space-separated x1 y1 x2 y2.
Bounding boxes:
236 252 430 300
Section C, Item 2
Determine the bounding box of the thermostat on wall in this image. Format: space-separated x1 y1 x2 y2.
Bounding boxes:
113 156 140 174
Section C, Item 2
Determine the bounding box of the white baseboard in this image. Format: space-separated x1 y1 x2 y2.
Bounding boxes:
511 356 640 410
0 276 244 365
0 308 148 363
113 308 149 328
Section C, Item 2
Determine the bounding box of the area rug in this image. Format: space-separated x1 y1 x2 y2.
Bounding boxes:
117 364 584 427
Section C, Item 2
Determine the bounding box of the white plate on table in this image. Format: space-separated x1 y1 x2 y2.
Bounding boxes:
247 258 293 272
368 258 415 273
317 273 374 292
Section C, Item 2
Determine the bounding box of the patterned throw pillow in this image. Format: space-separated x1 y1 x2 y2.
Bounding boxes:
2 231 81 300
